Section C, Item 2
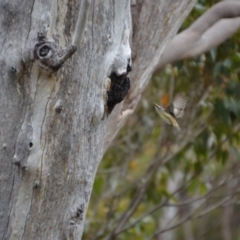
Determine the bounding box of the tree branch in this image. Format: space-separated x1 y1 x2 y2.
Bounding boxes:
157 1 240 69
105 123 240 237
148 196 231 240
114 172 240 235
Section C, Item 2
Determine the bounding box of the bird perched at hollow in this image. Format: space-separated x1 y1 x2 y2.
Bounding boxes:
154 95 186 132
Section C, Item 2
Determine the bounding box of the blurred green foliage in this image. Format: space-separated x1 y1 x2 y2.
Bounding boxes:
84 1 240 239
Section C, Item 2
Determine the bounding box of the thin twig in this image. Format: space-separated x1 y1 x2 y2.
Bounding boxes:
148 197 231 240
117 177 240 234
109 124 240 237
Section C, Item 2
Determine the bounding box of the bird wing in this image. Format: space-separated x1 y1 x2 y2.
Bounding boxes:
166 95 186 119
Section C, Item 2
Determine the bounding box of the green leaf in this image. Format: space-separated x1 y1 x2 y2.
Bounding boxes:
216 150 229 165
199 182 208 195
187 179 199 195
213 62 222 78
214 98 230 125
223 59 232 68
231 52 240 63
194 161 203 174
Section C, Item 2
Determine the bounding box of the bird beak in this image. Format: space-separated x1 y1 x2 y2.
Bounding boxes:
154 103 161 110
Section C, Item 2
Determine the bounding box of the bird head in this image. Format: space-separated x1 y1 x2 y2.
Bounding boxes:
154 103 164 112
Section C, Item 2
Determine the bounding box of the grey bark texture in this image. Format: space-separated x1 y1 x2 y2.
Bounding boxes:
0 0 196 239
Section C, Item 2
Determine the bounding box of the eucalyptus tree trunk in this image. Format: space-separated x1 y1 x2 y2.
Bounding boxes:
0 0 196 239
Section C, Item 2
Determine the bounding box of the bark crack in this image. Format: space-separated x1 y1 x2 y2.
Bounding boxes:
39 81 56 184
0 24 10 54
91 0 95 52
3 174 15 240
25 0 35 45
22 178 35 239
72 0 90 46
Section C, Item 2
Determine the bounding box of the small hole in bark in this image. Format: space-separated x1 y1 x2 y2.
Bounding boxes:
107 72 131 113
127 64 132 73
14 160 21 167
21 165 27 171
11 66 17 73
29 142 33 149
55 105 63 113
39 45 51 57
76 208 83 218
70 204 84 225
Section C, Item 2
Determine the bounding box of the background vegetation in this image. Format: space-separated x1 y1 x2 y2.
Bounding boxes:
84 1 240 239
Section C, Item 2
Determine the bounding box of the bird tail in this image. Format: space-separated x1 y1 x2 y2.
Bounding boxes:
176 125 181 132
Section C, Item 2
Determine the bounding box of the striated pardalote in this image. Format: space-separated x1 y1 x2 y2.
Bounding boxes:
154 95 186 132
